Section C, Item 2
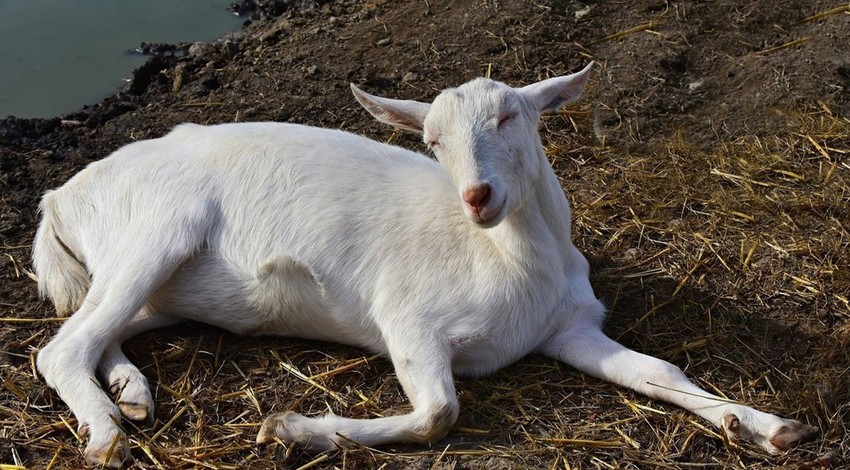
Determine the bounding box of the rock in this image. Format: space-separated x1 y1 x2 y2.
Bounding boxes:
188 42 212 58
0 120 21 143
173 63 187 92
259 17 291 42
229 0 257 17
134 42 179 56
222 40 240 59
128 56 169 96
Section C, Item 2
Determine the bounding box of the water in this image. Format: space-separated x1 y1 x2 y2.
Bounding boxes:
0 0 244 118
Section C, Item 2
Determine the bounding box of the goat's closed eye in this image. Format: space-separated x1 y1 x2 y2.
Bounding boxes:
498 114 515 129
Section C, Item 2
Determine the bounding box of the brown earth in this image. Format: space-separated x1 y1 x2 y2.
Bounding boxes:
1 1 849 468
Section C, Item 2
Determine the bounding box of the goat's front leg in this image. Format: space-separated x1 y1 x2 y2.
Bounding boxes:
538 305 819 454
258 334 458 450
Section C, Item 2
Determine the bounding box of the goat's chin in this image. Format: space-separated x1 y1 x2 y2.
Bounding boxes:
467 196 507 228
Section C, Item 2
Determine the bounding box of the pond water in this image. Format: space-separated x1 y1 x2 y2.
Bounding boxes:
0 0 244 118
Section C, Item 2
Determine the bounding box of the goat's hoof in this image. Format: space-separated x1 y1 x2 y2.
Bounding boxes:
768 420 819 451
257 411 334 450
78 422 91 439
118 401 151 422
109 376 154 423
84 439 131 469
722 413 741 440
722 412 819 454
257 411 299 444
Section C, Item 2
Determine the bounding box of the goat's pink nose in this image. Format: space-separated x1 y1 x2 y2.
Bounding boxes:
462 184 492 211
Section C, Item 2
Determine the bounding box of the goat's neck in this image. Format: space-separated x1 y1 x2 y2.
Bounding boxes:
487 159 572 273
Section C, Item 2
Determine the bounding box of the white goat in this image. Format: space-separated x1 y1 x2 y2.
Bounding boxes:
34 63 817 468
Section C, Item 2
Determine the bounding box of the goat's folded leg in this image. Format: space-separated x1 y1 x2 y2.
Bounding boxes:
98 342 154 423
258 335 458 450
538 307 819 454
97 308 180 423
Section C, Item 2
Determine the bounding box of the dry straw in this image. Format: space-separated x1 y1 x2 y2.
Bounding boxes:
2 106 845 469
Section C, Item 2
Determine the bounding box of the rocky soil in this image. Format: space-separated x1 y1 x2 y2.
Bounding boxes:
1 1 848 468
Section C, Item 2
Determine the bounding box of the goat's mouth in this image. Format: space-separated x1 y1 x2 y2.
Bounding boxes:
469 196 507 226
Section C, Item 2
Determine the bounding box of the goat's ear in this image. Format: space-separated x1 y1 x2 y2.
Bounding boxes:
350 84 431 133
520 62 594 114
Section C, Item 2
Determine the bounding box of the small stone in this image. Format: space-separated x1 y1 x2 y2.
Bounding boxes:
574 5 591 19
688 79 705 91
402 72 417 82
241 107 257 117
376 37 392 46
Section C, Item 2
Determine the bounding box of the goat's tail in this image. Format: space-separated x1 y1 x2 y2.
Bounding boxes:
32 191 90 317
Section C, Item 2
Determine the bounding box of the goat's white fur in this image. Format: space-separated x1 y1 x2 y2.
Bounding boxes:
34 63 816 467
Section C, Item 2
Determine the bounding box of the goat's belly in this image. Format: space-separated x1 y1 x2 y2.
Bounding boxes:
451 340 515 377
450 337 542 378
149 253 356 345
443 285 581 378
448 316 558 378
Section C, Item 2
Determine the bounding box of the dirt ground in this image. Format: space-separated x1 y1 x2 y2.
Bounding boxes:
1 1 848 468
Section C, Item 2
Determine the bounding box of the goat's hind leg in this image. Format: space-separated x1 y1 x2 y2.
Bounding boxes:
38 235 202 467
97 307 181 423
98 343 155 423
38 285 159 467
538 304 819 453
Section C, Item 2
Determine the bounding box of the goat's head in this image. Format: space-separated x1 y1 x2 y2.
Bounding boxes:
351 63 593 227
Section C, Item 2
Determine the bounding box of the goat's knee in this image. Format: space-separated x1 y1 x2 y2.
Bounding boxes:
410 399 459 443
37 337 78 388
36 341 55 380
640 359 686 396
